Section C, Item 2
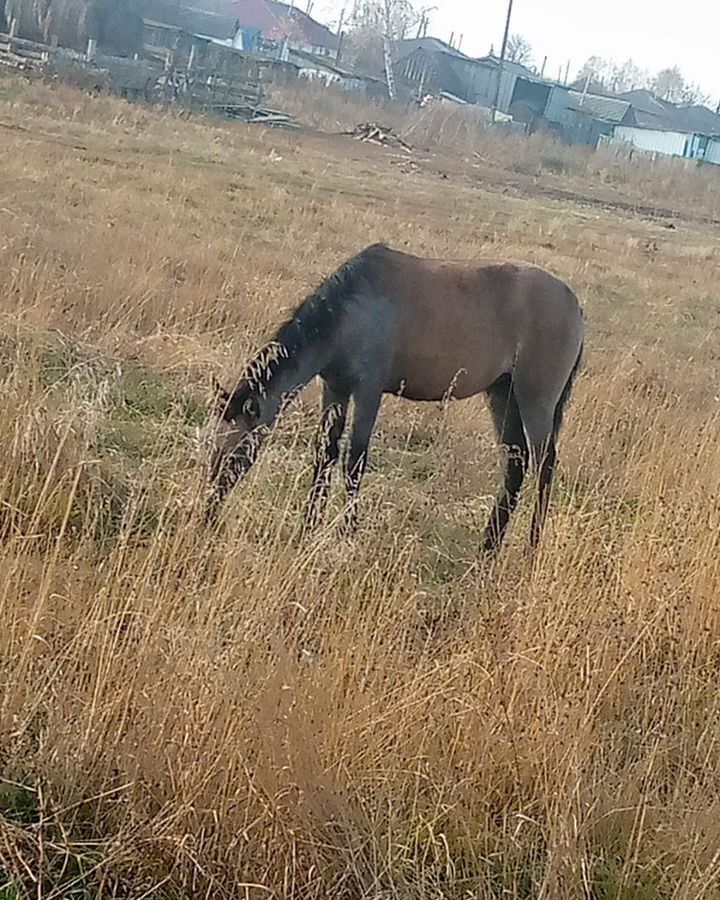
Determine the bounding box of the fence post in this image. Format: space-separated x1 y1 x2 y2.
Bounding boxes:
7 18 18 57
43 33 59 64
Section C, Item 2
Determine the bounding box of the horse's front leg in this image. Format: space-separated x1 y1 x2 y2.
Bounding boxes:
343 388 382 533
304 381 349 532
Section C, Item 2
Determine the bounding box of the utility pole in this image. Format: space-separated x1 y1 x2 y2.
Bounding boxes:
491 0 513 123
336 7 345 62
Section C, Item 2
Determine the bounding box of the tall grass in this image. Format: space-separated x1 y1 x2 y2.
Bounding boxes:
270 81 720 223
1 74 720 899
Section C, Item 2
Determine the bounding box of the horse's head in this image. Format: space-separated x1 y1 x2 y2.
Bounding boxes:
203 378 267 523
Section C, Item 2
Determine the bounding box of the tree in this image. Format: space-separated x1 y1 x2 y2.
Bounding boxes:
649 67 709 105
576 55 614 91
505 33 532 67
574 55 710 107
611 58 647 93
340 0 425 80
4 0 142 54
678 81 710 106
651 66 685 102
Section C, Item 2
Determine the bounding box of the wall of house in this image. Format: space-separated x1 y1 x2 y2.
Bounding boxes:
458 62 516 109
705 139 720 165
298 65 341 85
614 126 690 158
297 65 373 94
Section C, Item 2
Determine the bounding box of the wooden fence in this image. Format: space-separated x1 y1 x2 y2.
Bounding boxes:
0 20 294 125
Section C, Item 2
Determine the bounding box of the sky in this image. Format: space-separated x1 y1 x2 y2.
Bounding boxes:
432 0 719 102
318 0 719 105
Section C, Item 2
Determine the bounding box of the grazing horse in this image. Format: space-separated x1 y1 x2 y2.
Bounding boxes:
206 243 584 553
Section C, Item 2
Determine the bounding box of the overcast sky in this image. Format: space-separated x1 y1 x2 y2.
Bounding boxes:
429 0 719 102
319 0 718 105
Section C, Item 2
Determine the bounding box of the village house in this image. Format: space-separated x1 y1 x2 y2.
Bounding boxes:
611 90 720 163
192 0 340 59
278 45 388 97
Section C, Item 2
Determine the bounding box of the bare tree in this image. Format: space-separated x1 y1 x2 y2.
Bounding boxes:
506 33 532 67
678 81 710 106
574 56 710 106
611 58 647 93
651 66 686 102
575 55 615 91
341 0 425 80
4 0 142 53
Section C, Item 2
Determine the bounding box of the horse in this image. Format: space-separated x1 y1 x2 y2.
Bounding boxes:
205 243 584 554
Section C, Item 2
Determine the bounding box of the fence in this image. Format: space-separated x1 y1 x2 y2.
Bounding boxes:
0 19 291 125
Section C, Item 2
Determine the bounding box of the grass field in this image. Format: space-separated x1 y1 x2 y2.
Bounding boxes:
1 74 720 899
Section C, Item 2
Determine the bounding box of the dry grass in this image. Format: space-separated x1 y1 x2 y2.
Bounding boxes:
270 80 720 224
1 73 720 899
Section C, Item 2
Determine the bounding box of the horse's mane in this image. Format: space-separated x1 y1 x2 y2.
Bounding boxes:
240 243 388 394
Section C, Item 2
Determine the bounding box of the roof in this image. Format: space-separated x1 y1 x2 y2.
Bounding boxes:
286 47 384 83
395 37 470 60
209 0 339 51
143 2 241 41
618 89 674 115
671 105 720 137
396 46 476 102
567 90 631 124
396 41 541 80
474 55 537 79
618 90 720 136
616 89 674 128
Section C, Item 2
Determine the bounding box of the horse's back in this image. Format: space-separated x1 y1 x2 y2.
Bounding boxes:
350 246 582 401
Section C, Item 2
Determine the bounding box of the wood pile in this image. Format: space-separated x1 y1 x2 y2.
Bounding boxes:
209 103 298 128
345 122 412 152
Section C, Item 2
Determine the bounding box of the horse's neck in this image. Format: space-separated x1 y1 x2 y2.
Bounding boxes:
260 338 324 411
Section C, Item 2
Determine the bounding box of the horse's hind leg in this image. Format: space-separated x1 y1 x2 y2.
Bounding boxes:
482 375 530 553
304 380 349 531
514 399 557 553
530 430 557 550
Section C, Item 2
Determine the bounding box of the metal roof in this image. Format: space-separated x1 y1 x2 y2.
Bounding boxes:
395 37 470 60
212 0 340 51
473 55 537 79
618 90 720 136
567 90 631 123
285 47 385 83
143 2 241 41
672 105 720 137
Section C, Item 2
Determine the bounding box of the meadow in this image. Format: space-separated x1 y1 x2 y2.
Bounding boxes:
0 73 720 899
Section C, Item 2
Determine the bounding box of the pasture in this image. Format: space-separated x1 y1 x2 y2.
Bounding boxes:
1 75 720 899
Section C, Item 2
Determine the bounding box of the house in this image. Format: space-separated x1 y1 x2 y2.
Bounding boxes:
610 90 720 164
522 88 635 145
565 91 634 126
142 2 245 49
142 19 218 66
613 122 720 163
395 40 540 111
278 46 387 97
617 89 676 129
195 0 340 59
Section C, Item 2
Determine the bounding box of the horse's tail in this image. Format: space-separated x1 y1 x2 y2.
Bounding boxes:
553 340 583 438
